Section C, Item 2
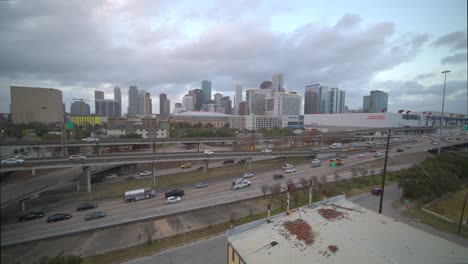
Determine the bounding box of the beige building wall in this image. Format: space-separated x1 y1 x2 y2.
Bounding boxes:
10 86 64 124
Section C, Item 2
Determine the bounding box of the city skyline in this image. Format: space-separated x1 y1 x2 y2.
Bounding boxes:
0 1 466 115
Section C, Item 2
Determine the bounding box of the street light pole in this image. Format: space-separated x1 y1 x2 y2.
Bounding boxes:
439 70 450 154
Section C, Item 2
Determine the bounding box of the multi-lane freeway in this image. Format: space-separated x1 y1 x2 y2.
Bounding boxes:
3 134 467 246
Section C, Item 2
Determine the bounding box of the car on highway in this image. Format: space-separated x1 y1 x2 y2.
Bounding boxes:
232 180 251 190
396 149 404 152
204 150 215 155
369 149 376 153
223 159 235 164
139 170 152 176
197 165 204 170
358 154 367 158
319 147 327 150
237 159 246 164
261 148 273 153
431 141 439 145
85 211 107 221
47 213 71 223
282 164 294 170
1 157 25 164
273 174 284 180
18 212 45 222
164 189 184 198
232 178 248 185
339 153 347 159
82 137 99 142
243 172 254 178
285 168 296 173
371 187 382 195
166 196 182 203
311 159 321 164
180 163 192 169
104 174 117 179
195 182 208 188
126 176 136 181
76 203 97 211
351 143 359 147
311 162 321 167
373 152 382 157
69 155 86 160
329 158 343 166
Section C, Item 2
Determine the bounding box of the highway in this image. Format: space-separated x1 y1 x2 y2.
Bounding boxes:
1 135 458 246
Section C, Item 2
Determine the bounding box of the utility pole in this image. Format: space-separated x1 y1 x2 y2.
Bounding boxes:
378 129 391 214
308 179 313 206
458 192 468 234
439 70 450 154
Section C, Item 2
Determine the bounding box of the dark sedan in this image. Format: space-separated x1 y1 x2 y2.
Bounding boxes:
273 174 284 180
371 187 382 195
18 212 45 222
47 213 71 223
164 189 185 198
76 203 97 211
85 211 107 221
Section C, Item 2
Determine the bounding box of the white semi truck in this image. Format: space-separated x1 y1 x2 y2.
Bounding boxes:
124 188 156 203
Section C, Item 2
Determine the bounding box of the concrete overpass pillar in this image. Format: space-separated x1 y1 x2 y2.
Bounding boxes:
197 143 200 153
84 166 91 193
31 168 36 176
153 142 156 154
20 199 26 212
203 159 208 177
247 157 252 170
152 161 157 186
76 178 80 192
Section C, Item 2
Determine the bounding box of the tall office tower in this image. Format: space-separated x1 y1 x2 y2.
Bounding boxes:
160 93 168 115
128 86 139 114
304 89 320 114
182 95 193 110
95 90 104 101
363 90 388 113
214 93 223 105
239 101 248 116
246 88 271 115
95 100 121 117
201 80 212 104
10 86 64 124
304 84 329 114
234 85 243 114
272 73 284 92
192 89 204 111
114 86 121 116
273 92 302 116
220 96 232 114
329 88 346 114
164 99 170 115
70 101 91 115
136 90 151 115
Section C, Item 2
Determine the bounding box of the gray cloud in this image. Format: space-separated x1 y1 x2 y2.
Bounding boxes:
432 31 467 51
441 53 467 65
0 1 463 115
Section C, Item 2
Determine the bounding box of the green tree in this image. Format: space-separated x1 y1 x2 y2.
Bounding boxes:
33 255 83 264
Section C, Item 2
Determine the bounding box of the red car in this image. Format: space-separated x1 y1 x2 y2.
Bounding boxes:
371 187 382 195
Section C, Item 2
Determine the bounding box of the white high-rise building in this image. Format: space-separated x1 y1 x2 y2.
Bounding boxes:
273 92 302 116
128 86 139 114
330 88 345 114
114 86 121 117
304 84 345 114
235 85 243 114
182 95 193 111
137 90 152 115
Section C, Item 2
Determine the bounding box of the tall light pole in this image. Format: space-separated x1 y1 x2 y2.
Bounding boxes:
439 70 450 154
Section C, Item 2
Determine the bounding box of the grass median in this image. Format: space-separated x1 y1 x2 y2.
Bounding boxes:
426 187 468 222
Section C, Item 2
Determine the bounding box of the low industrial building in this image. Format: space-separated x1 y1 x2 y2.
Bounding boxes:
227 195 468 264
107 124 167 138
169 111 230 128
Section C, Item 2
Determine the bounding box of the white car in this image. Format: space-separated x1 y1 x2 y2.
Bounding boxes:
104 174 117 179
166 196 181 203
139 170 152 176
1 158 25 164
243 172 254 178
82 137 99 142
373 152 382 157
358 154 366 158
261 149 272 153
204 150 215 155
285 168 296 173
311 159 321 165
69 155 86 160
232 180 251 190
282 164 294 170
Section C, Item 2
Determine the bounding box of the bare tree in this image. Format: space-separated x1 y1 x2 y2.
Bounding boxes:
370 166 375 176
292 191 300 207
286 179 295 192
299 178 309 193
144 222 158 245
334 171 340 182
320 175 327 185
271 183 281 198
360 168 368 177
261 184 270 199
351 168 358 181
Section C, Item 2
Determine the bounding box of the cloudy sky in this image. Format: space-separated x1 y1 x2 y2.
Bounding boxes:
0 0 467 115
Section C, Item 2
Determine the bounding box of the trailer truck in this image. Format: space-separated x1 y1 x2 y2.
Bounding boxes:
124 188 156 203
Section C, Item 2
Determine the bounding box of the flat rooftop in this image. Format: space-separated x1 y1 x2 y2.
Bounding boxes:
227 196 468 264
